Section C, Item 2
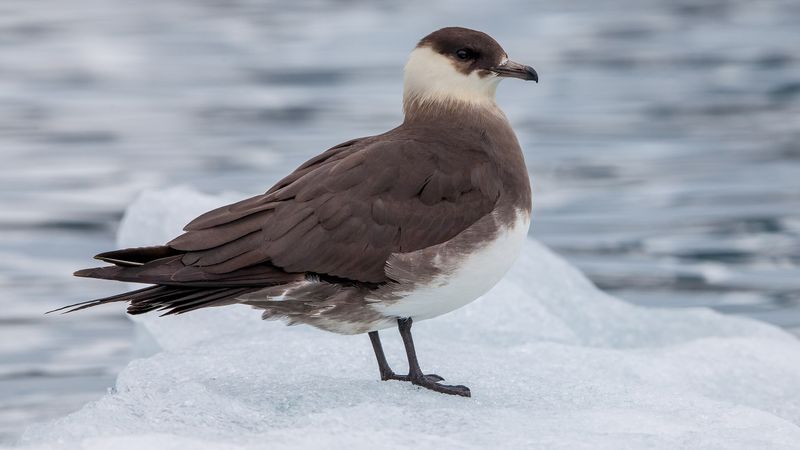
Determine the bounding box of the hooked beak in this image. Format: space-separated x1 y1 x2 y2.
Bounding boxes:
491 60 538 82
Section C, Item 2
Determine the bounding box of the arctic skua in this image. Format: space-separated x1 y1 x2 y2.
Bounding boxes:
54 27 538 397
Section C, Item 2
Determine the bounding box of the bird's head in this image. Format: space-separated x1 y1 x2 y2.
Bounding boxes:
403 27 538 114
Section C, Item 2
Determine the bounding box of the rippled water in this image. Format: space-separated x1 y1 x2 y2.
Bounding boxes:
1 0 799 443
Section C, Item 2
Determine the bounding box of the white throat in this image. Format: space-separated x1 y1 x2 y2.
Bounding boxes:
403 46 501 113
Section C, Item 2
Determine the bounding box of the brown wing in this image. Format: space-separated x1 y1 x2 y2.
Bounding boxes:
165 135 503 283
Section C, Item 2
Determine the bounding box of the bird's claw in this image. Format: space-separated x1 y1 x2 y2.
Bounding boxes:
381 371 469 397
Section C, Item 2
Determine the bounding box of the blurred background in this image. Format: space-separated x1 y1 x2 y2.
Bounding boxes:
1 0 799 443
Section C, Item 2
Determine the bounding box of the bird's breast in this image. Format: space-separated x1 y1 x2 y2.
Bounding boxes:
369 208 531 322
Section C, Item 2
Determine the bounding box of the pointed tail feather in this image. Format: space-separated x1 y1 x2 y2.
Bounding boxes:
46 286 167 314
49 285 257 316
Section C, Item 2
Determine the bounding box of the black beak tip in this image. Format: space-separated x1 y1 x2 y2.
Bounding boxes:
526 66 539 83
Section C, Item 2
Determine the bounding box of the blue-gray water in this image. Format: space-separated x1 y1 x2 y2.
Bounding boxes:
1 0 799 444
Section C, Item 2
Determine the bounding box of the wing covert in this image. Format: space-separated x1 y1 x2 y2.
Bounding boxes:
168 137 501 283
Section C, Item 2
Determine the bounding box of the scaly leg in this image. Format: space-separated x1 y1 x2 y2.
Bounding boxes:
368 318 471 397
368 330 395 380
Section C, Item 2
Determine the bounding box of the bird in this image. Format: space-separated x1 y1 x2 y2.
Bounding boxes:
52 27 538 397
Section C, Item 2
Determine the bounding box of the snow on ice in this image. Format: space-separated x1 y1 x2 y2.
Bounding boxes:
14 187 800 449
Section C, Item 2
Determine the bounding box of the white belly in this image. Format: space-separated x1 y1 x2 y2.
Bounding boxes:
371 211 530 322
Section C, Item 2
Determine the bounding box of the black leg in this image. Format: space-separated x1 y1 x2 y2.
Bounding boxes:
367 318 470 397
368 331 395 380
397 318 439 381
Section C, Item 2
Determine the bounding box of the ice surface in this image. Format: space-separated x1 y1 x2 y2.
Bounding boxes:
14 187 800 449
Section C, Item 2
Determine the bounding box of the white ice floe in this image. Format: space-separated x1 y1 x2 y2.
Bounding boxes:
15 187 800 449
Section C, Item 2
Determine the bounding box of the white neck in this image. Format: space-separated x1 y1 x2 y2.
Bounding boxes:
403 46 502 115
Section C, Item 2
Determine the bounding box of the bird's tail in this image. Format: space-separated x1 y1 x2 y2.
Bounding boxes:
48 285 257 316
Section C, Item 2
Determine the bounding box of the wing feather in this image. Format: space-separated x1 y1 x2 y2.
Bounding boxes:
81 134 502 287
165 136 502 283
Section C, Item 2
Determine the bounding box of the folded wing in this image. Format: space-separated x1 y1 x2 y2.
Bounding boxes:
82 136 502 286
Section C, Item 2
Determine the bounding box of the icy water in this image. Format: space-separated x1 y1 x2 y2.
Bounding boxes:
1 0 799 444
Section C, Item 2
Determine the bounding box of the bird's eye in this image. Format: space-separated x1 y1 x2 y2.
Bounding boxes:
455 49 474 60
